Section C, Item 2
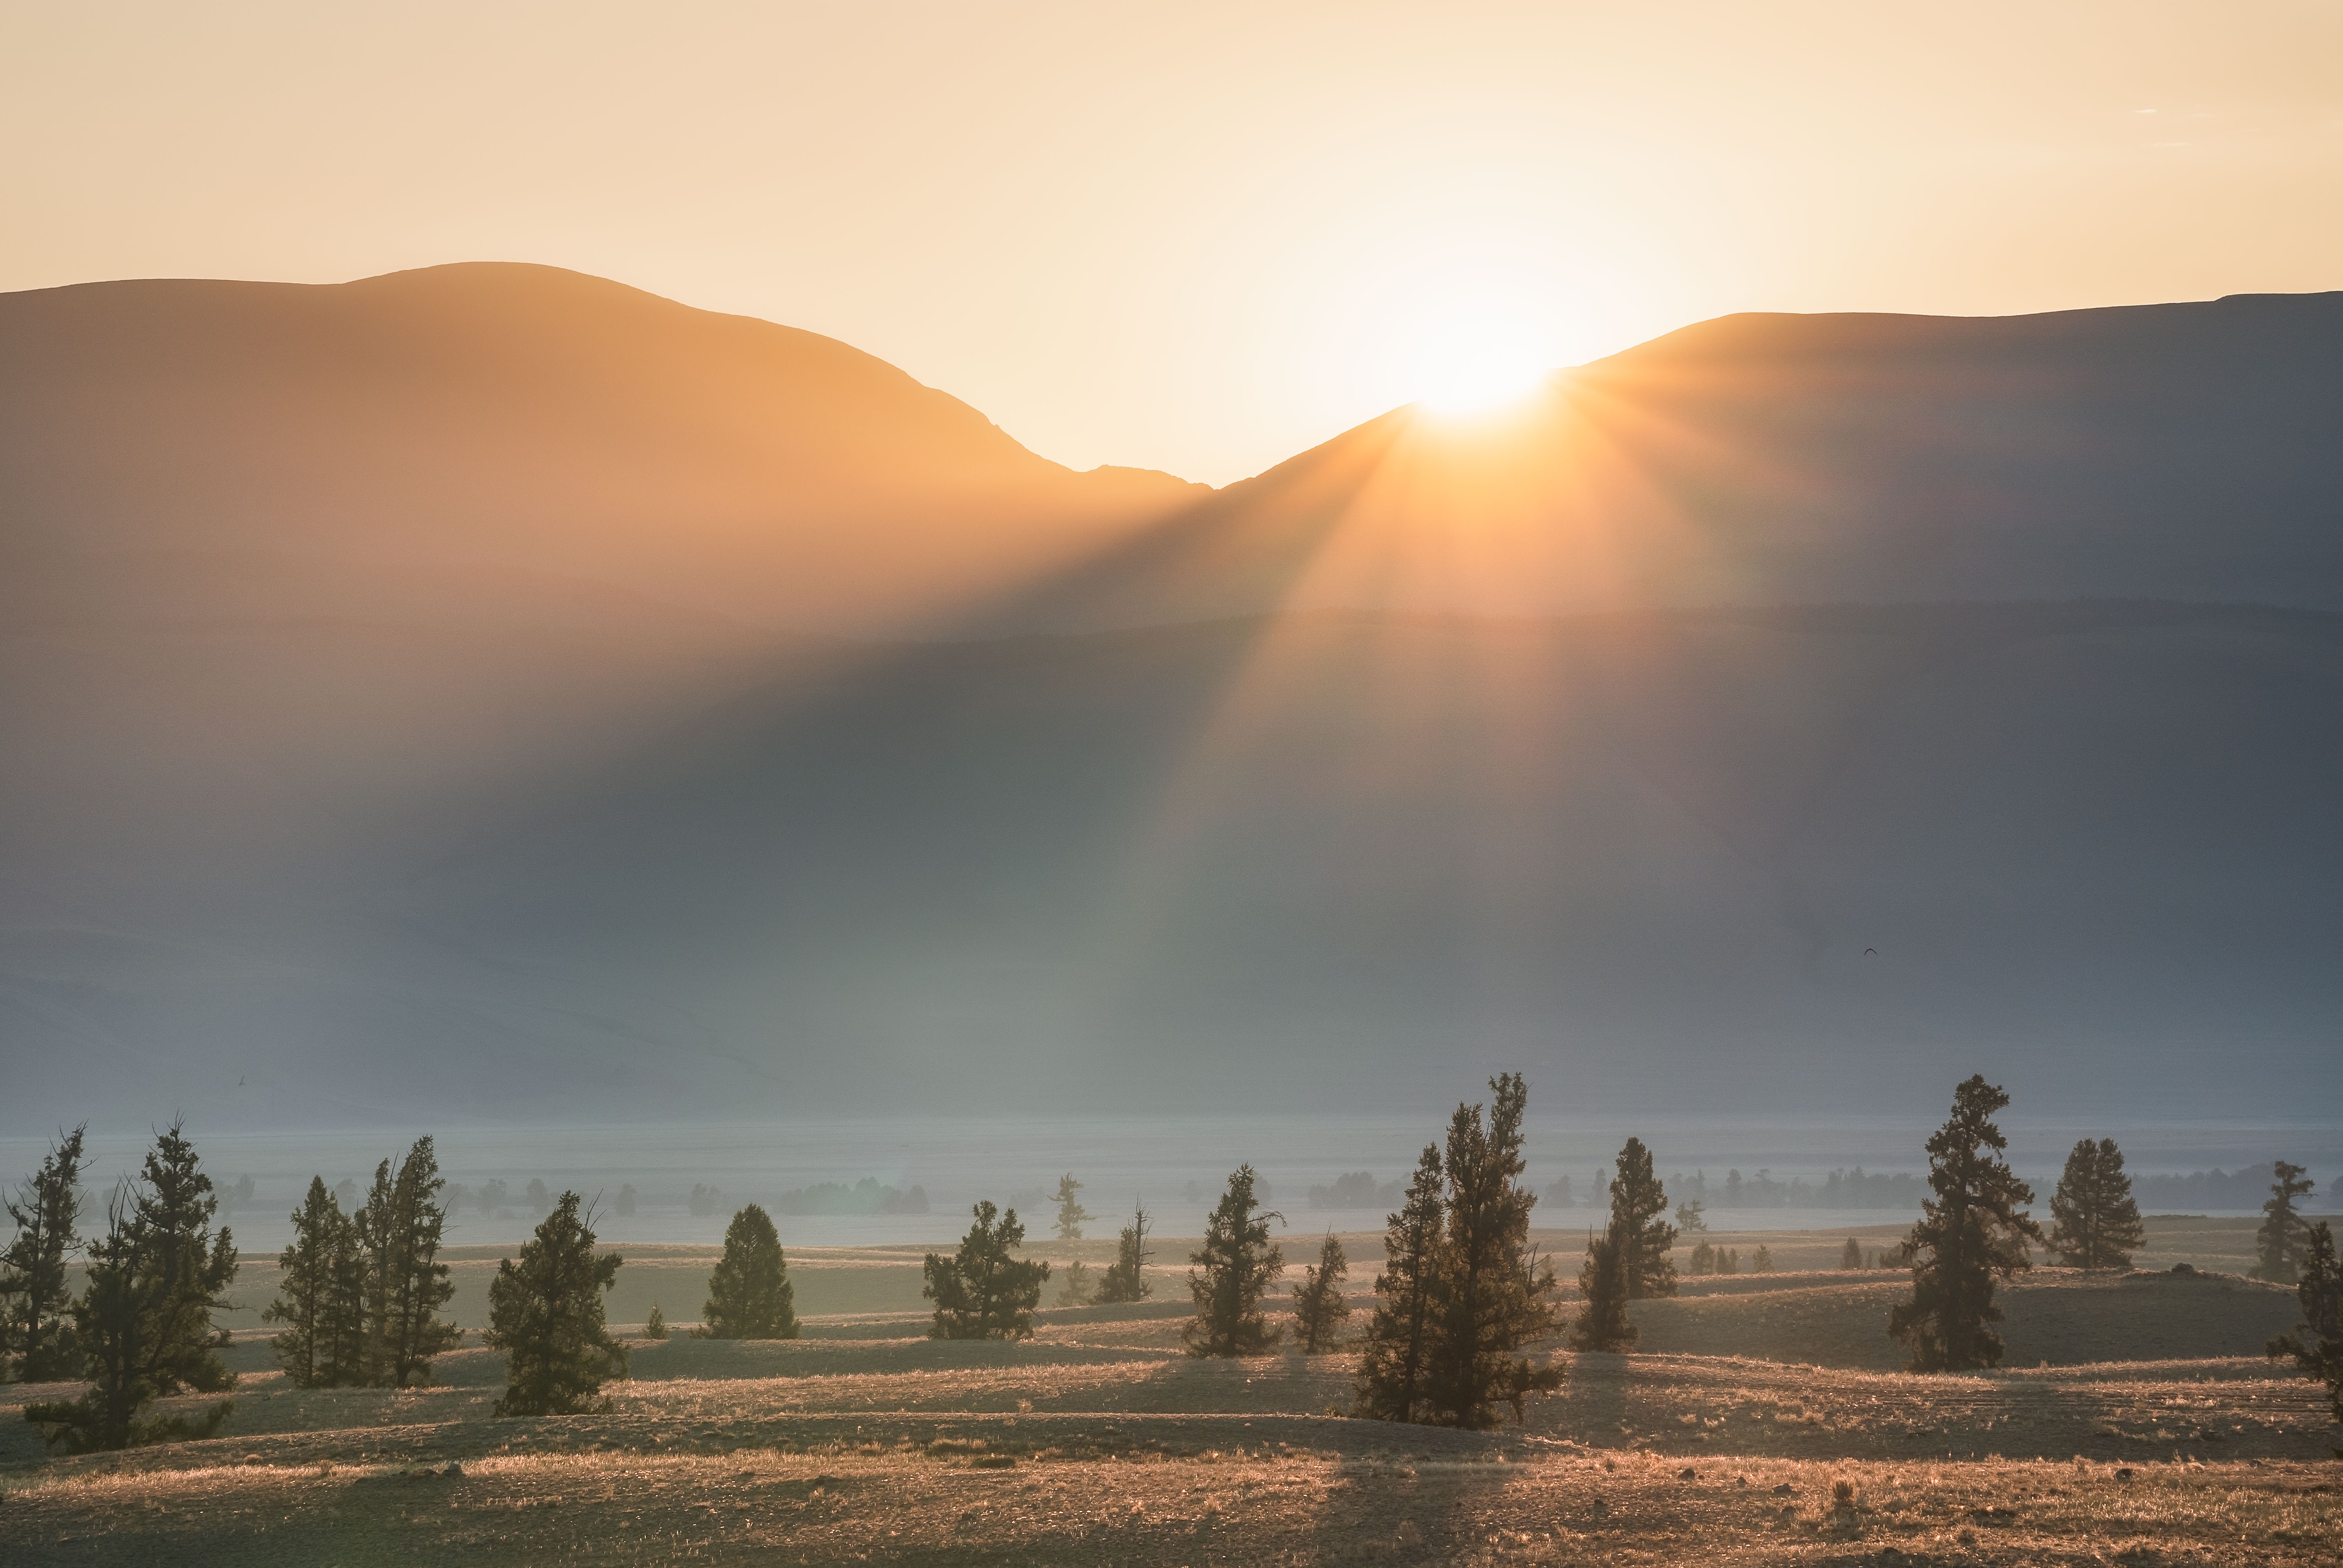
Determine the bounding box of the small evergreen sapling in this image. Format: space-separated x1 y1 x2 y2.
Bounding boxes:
701 1204 798 1339
485 1192 626 1416
643 1303 668 1340
924 1201 1049 1340
1055 1259 1096 1307
2049 1137 2147 1270
1841 1238 1865 1270
1291 1234 1351 1352
1183 1165 1284 1357
1752 1244 1774 1272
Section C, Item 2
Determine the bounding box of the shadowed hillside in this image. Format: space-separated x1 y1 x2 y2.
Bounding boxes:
1008 291 2343 631
4 271 2342 1127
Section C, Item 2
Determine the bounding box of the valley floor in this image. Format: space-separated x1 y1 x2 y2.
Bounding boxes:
4 1236 2336 1564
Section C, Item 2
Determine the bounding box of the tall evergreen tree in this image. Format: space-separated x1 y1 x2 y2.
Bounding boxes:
485 1192 626 1417
323 1212 371 1386
1607 1137 1676 1299
923 1201 1049 1340
1095 1203 1153 1304
1422 1074 1563 1428
264 1177 357 1388
1568 1223 1638 1353
2265 1219 2342 1426
1290 1233 1351 1353
2 1125 87 1380
355 1157 397 1385
1887 1075 2043 1372
130 1121 240 1398
2251 1161 2317 1284
1182 1165 1284 1357
1051 1173 1092 1242
701 1204 798 1338
2049 1137 2146 1270
1840 1237 1865 1270
25 1127 239 1453
25 1187 230 1452
378 1137 462 1386
1353 1145 1446 1420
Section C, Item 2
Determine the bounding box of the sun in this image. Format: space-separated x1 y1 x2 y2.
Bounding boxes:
1402 309 1555 415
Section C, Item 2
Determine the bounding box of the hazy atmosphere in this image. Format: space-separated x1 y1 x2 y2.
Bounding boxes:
4 5 2339 1564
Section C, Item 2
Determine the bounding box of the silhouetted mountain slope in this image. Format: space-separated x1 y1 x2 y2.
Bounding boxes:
0 262 1201 637
4 271 2341 1128
5 605 2336 1126
1009 292 2343 629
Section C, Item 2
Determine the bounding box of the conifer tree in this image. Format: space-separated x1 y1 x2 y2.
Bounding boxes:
1291 1233 1352 1352
1054 1258 1096 1306
2049 1137 2146 1270
1888 1075 2043 1372
485 1192 625 1416
1353 1145 1446 1421
264 1177 357 1388
2251 1161 2316 1284
323 1216 371 1385
1096 1204 1154 1304
2 1125 87 1380
1568 1223 1638 1352
132 1121 240 1398
2265 1220 2341 1426
1051 1173 1091 1242
1752 1244 1774 1272
1182 1165 1284 1357
355 1158 396 1385
1607 1137 1676 1299
1840 1237 1864 1270
25 1186 234 1452
378 1137 462 1385
1423 1074 1563 1428
25 1125 238 1451
923 1201 1049 1340
643 1303 668 1340
701 1204 798 1338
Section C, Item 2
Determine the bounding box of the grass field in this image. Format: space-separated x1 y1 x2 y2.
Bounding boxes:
5 1217 2335 1564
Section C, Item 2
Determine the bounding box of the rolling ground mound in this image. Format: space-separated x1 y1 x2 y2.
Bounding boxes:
6 1224 2335 1565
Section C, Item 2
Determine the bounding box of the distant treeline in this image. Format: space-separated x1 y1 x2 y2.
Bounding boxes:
2132 1167 2311 1212
770 1178 929 1217
1677 1167 1928 1209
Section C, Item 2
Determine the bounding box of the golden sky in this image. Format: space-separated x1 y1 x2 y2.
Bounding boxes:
5 1 2339 484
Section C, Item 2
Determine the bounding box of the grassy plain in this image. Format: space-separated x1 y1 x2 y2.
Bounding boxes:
4 1216 2334 1564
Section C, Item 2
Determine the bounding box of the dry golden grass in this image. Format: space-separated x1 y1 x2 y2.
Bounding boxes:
6 1218 2335 1564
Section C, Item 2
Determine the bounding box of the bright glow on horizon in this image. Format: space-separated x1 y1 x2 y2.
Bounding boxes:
4 3 2339 484
1402 310 1554 413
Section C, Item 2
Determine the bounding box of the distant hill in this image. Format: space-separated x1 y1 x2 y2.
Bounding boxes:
1005 292 2343 630
3 269 2341 1130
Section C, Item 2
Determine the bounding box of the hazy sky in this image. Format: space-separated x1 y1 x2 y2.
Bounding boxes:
6 2 2339 484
